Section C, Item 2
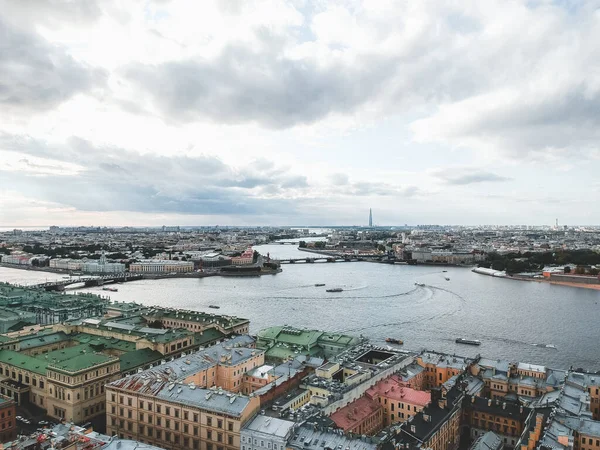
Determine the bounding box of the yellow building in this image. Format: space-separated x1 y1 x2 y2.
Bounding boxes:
106 337 264 450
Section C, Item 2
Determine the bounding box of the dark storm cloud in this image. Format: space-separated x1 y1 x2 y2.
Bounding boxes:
124 45 393 129
0 17 105 113
0 134 308 216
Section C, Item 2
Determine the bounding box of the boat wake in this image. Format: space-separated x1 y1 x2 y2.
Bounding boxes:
531 343 557 349
269 287 419 300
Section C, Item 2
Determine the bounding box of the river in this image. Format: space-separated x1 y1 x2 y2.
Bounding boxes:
1 242 599 370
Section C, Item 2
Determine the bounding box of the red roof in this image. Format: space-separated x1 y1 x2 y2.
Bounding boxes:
330 396 381 431
366 376 431 407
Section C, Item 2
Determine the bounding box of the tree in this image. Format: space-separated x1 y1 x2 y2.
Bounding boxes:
574 266 586 275
298 241 307 248
314 241 326 249
377 244 386 252
564 266 571 274
589 268 599 276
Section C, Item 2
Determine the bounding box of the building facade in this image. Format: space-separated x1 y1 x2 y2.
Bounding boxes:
129 260 195 273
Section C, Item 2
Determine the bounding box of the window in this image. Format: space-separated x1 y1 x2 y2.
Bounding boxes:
228 436 234 445
217 419 223 428
229 422 234 431
175 409 179 418
128 398 132 406
194 426 198 436
184 411 189 420
207 417 212 426
140 401 144 409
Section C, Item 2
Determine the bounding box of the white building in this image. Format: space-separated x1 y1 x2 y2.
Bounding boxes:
81 254 125 274
241 416 296 450
49 259 84 271
129 260 194 273
1 254 31 265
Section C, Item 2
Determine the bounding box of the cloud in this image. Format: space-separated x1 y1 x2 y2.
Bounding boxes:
431 168 512 185
0 135 309 216
123 43 394 129
0 17 106 115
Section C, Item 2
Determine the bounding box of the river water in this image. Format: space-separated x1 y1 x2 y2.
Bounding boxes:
1 242 599 370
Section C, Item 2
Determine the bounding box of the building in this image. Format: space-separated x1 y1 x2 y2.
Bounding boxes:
106 337 263 450
470 431 504 450
416 352 471 390
0 396 16 443
287 424 377 450
231 247 254 265
383 386 464 450
0 284 108 326
330 395 383 435
142 308 250 335
2 421 165 450
241 416 295 450
129 260 194 273
0 254 31 265
465 396 531 448
49 259 85 271
366 375 431 426
256 326 362 362
81 254 126 274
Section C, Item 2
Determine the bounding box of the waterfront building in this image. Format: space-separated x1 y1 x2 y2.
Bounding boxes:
129 260 194 273
241 416 296 450
256 326 362 362
0 396 16 443
0 283 108 326
49 258 85 271
0 302 247 423
142 308 250 335
81 253 126 274
416 352 472 390
0 254 31 265
0 307 36 333
231 247 255 265
106 337 263 450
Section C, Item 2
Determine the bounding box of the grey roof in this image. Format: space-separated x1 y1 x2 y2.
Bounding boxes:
517 362 545 373
289 426 377 450
470 431 503 450
243 415 296 439
479 358 510 374
420 351 469 369
156 384 252 416
540 419 573 449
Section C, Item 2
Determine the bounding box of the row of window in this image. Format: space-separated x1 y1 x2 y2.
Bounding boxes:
111 410 234 432
110 421 235 445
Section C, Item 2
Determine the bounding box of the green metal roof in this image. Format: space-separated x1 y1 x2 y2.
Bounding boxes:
72 334 137 352
42 344 117 374
194 328 226 346
119 348 163 371
0 349 48 375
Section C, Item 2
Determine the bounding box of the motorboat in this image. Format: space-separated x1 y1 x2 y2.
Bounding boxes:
456 338 481 346
326 288 343 292
385 338 403 345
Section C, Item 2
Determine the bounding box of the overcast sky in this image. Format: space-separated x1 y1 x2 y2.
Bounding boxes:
1 0 599 227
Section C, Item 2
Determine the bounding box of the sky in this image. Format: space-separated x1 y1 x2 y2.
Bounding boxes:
1 0 600 227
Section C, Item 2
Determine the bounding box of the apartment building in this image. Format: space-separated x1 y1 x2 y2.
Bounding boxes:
106 338 263 450
416 352 471 390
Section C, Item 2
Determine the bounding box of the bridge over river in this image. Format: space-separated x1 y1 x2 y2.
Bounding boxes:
30 273 143 291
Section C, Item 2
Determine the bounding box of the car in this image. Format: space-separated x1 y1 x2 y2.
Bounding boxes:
16 416 22 420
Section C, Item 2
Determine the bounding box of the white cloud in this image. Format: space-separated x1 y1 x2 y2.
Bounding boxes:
1 0 600 225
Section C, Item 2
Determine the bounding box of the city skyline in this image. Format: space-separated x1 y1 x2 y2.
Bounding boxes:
2 1 600 227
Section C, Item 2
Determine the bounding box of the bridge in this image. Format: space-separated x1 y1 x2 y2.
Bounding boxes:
275 256 381 264
274 241 299 245
30 273 143 291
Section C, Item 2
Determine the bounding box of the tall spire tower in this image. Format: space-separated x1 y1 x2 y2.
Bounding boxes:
369 208 373 227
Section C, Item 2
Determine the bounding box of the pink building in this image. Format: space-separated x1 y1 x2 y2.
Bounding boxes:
366 375 431 425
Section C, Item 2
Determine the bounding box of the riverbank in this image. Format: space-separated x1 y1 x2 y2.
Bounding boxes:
509 275 600 291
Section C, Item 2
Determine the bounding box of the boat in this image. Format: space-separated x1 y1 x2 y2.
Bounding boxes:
326 288 343 293
208 305 220 309
445 277 450 281
102 287 118 292
385 338 404 345
546 344 557 349
415 282 425 287
455 338 481 346
442 270 448 273
315 283 326 287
